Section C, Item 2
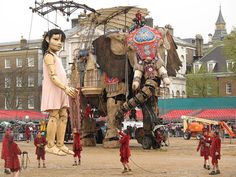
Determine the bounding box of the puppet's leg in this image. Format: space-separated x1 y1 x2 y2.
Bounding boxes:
57 108 74 155
45 110 66 156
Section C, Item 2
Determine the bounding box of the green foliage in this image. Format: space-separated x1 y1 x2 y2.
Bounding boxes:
186 66 218 97
223 28 236 72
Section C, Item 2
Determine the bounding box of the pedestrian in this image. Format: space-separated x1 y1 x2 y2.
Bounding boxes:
1 128 11 174
197 130 211 170
209 131 221 175
5 133 22 177
41 28 77 156
117 128 131 173
72 132 82 166
25 126 31 143
34 132 47 168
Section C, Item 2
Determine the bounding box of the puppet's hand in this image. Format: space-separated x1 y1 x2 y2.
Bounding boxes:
215 152 219 156
64 86 78 98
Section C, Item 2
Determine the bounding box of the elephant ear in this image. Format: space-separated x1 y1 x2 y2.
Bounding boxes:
165 31 182 77
92 35 127 81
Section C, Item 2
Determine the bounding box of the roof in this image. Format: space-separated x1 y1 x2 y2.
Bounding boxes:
215 7 226 24
196 45 227 72
0 110 48 120
79 6 149 30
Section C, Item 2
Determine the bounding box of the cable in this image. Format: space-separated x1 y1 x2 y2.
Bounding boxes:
130 157 166 174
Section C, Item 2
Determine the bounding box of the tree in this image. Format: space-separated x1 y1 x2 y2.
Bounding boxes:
186 66 218 97
223 28 236 73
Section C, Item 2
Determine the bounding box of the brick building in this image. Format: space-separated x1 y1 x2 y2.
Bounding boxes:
0 37 43 111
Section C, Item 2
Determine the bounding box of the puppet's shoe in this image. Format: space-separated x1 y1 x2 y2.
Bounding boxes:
215 170 220 174
58 145 74 155
122 168 128 173
45 146 67 156
207 165 210 170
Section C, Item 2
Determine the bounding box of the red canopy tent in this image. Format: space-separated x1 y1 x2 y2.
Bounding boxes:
160 110 194 121
0 110 48 121
195 109 236 120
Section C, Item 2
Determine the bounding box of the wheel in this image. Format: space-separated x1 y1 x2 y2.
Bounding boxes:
142 136 152 149
183 132 191 140
196 134 202 140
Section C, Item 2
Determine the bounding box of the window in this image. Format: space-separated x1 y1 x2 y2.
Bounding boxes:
28 75 34 87
226 83 232 95
5 59 11 68
5 77 11 88
176 90 180 98
27 57 35 67
226 60 234 72
172 90 174 98
28 96 34 109
207 84 212 95
182 91 186 97
16 76 22 87
194 63 201 73
5 97 8 109
207 61 216 72
61 57 67 70
16 96 23 109
16 58 23 67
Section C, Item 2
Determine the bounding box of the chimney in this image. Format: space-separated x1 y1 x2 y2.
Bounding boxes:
195 34 203 58
208 33 213 44
165 24 173 36
20 36 27 49
145 17 153 28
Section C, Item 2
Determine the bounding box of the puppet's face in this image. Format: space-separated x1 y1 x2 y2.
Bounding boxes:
48 34 63 52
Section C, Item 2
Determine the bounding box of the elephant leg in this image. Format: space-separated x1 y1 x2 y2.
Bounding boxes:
115 79 158 122
103 97 123 148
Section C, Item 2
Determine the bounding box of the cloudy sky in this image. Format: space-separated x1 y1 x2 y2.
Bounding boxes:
0 0 235 43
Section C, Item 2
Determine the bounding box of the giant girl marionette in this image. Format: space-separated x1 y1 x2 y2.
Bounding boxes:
41 29 77 156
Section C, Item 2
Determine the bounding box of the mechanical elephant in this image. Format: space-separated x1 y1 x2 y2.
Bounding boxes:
92 25 182 149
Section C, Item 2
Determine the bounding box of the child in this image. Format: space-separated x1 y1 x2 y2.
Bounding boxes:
1 128 11 174
117 129 131 173
209 131 221 175
34 132 47 168
72 132 82 166
5 133 22 177
196 131 211 170
41 28 78 156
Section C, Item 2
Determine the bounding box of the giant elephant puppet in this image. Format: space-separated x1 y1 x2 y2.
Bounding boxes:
92 25 182 149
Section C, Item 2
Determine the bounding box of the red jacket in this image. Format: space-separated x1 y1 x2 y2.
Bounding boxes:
1 134 9 160
210 136 221 159
119 131 131 159
6 142 21 170
197 135 211 157
34 136 46 156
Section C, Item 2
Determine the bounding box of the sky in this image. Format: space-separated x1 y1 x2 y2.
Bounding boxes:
0 0 235 43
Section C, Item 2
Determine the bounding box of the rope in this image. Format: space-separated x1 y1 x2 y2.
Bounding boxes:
130 157 166 174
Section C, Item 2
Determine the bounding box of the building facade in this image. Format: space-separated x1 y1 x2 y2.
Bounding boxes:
0 38 43 111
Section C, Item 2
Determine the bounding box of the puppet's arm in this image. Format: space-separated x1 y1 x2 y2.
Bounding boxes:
44 54 77 98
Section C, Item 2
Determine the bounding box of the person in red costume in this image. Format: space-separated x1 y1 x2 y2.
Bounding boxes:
34 132 47 168
5 133 22 177
25 126 31 143
197 130 211 170
72 132 83 166
209 131 221 175
85 103 93 119
1 128 11 174
117 128 131 173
